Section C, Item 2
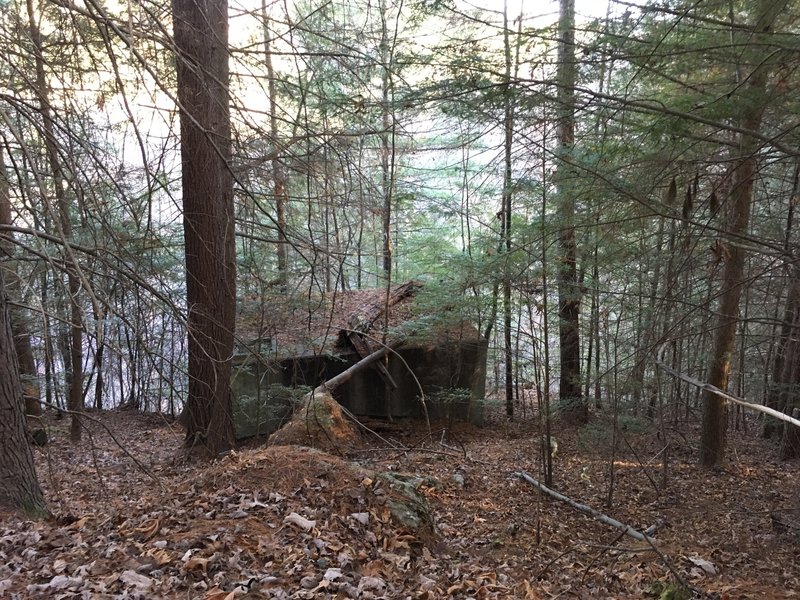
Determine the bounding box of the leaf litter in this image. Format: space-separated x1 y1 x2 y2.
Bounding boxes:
1 409 799 598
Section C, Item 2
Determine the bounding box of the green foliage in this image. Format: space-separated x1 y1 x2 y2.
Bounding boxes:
576 423 611 454
0 0 797 452
647 580 691 600
426 386 472 411
232 384 308 439
615 414 652 435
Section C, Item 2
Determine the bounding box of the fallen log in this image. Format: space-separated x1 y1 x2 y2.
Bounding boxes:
513 471 654 543
656 344 800 429
514 470 696 594
317 340 404 394
346 329 398 389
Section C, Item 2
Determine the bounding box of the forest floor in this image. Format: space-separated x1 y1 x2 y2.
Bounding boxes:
1 406 799 599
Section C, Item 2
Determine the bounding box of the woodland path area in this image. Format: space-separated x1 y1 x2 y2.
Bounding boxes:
1 409 799 599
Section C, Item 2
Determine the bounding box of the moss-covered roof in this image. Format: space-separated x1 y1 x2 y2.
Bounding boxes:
235 281 480 360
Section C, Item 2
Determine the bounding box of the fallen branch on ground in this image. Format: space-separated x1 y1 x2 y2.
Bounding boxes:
513 470 654 543
514 470 699 596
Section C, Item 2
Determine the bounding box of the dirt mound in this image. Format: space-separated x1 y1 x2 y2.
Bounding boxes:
268 390 360 452
1 429 442 598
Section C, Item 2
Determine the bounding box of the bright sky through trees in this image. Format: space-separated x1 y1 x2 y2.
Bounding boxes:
472 0 632 22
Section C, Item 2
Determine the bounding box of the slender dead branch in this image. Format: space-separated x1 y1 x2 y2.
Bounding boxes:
515 470 697 595
656 344 800 428
514 470 655 543
315 338 404 393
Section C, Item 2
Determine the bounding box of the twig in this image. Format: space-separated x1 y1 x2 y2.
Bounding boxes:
84 426 111 503
335 400 405 450
621 433 660 494
581 529 627 586
514 471 655 543
439 430 468 460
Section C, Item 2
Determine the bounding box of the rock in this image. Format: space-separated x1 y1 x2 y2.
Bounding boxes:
29 428 48 447
357 575 386 593
376 473 438 543
299 574 319 589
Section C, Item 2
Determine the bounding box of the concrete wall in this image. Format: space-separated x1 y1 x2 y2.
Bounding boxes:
231 338 488 437
333 340 487 424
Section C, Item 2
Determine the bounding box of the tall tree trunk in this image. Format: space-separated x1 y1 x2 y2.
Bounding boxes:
768 266 800 458
0 146 40 417
501 2 516 419
555 0 584 423
763 163 797 438
700 0 786 466
261 1 288 287
173 0 236 456
0 269 47 517
92 308 105 410
378 0 397 417
379 0 395 282
540 132 554 487
26 0 83 439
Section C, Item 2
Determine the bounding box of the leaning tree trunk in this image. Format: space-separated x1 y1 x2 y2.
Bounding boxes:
700 0 786 466
0 269 47 517
173 0 237 456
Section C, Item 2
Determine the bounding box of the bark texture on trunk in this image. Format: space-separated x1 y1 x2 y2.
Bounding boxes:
173 0 237 456
0 270 47 517
700 0 786 466
771 268 800 459
0 149 40 417
556 0 584 423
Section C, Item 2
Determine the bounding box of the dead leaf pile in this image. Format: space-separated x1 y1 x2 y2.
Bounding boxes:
1 409 799 598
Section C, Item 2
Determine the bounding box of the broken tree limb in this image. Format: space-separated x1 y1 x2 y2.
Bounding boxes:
271 340 408 452
335 281 421 389
335 328 431 434
315 339 404 394
516 471 697 595
656 344 800 429
346 329 398 389
513 471 654 543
